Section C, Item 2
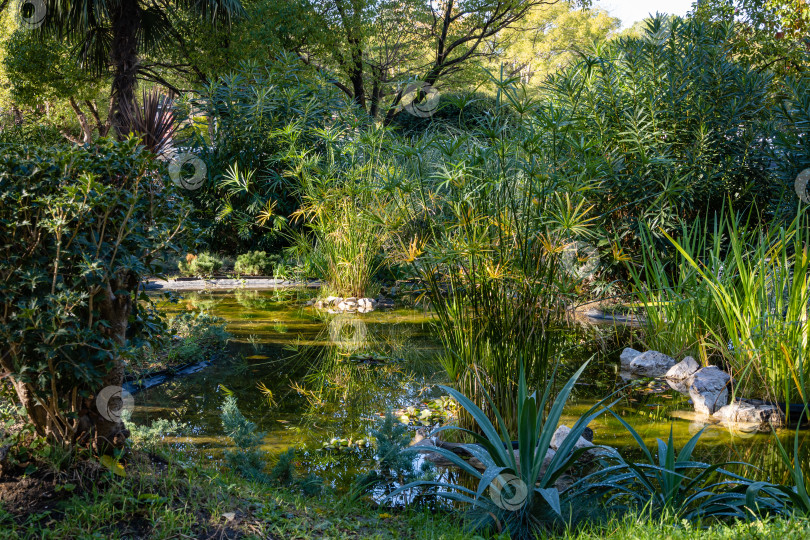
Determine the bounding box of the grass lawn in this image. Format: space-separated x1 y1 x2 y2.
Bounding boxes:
2 447 808 540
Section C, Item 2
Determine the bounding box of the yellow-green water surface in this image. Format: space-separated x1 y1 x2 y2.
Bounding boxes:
133 290 809 488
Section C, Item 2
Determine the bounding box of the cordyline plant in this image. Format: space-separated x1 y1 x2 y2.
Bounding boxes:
0 138 189 452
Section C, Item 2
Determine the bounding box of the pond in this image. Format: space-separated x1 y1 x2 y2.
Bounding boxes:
132 289 808 490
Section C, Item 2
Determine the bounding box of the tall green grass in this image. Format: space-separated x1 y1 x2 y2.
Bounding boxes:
388 80 597 431
667 211 810 406
633 210 810 407
629 220 723 360
289 126 391 298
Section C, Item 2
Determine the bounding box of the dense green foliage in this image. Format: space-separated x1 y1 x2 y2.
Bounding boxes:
234 251 280 275
3 1 810 538
545 17 778 248
0 139 188 446
177 56 352 251
177 252 224 277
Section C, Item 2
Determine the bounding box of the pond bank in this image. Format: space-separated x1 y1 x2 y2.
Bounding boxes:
142 277 322 291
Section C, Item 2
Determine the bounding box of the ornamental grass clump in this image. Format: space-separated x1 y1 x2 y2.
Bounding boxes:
665 210 810 408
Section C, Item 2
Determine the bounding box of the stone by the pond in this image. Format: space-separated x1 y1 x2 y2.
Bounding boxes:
666 378 690 395
688 366 731 415
624 350 677 377
666 356 700 381
619 348 641 366
713 399 784 431
550 425 594 453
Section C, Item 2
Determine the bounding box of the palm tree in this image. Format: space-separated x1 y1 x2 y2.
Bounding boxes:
38 0 244 134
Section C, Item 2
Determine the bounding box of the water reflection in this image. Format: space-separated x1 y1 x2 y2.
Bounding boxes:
135 290 809 488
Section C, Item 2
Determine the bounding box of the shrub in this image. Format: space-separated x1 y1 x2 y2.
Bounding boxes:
391 363 612 538
221 395 323 495
176 55 355 253
234 251 280 275
0 138 189 450
545 16 777 250
221 395 269 482
177 252 223 277
573 418 763 521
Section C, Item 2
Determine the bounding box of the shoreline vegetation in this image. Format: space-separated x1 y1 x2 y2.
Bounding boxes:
2 1 810 538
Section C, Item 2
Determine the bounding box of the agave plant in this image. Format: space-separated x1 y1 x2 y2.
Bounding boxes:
388 361 616 539
572 414 763 521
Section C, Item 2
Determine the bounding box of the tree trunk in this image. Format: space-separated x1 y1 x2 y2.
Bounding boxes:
348 36 366 110
89 273 135 451
0 274 134 453
110 0 142 137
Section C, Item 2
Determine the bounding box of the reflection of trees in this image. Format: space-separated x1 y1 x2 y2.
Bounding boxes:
287 315 445 444
234 289 302 310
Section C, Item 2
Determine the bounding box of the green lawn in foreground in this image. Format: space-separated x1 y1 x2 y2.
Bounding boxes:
4 450 809 540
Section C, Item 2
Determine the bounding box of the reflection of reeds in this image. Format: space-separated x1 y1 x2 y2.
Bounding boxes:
285 317 443 439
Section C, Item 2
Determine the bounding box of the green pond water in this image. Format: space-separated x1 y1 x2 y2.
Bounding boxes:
133 289 809 489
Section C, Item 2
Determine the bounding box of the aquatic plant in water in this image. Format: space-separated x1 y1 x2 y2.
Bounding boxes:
663 211 810 407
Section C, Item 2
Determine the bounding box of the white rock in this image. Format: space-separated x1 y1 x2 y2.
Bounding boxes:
626 350 677 377
550 425 594 453
713 400 784 430
687 366 731 415
620 348 642 367
666 356 700 381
